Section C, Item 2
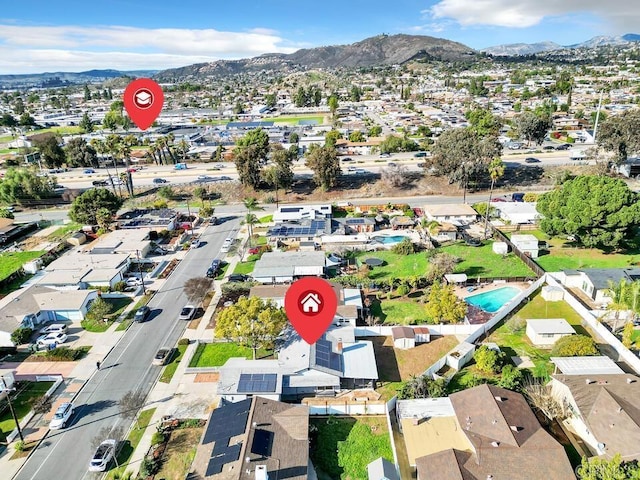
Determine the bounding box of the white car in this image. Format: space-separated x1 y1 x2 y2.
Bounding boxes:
89 439 117 472
178 305 196 321
49 402 74 430
37 332 68 348
125 277 143 286
220 238 233 253
40 323 68 335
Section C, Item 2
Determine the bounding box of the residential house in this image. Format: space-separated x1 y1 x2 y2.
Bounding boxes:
551 374 640 460
88 229 152 258
332 217 376 234
556 267 640 304
272 204 331 222
550 356 624 376
511 234 539 258
428 222 458 242
216 327 378 402
0 286 97 346
367 457 399 480
390 216 415 230
493 202 541 225
423 204 478 226
117 208 178 231
415 384 575 480
525 319 575 347
266 219 331 245
251 251 327 284
37 252 130 289
335 138 383 156
250 283 363 326
191 397 309 480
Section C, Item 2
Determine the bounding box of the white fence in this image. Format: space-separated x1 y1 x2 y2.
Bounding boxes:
545 275 640 374
355 324 481 337
306 402 388 415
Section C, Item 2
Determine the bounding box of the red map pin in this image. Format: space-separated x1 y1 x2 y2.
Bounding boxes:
123 78 164 130
284 277 338 345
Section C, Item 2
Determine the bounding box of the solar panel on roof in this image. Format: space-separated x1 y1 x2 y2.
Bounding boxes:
238 373 277 393
206 460 223 476
314 338 342 372
281 207 301 213
251 429 274 457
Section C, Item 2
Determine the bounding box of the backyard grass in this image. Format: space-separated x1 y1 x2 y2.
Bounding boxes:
233 260 256 275
371 298 427 325
439 242 534 278
0 381 54 442
356 251 427 280
154 426 203 480
310 416 393 480
159 344 188 383
372 335 460 400
271 115 325 125
46 223 82 242
258 214 273 223
0 251 45 282
188 342 271 367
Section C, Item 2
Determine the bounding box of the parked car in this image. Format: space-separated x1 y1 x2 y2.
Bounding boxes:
511 192 525 202
83 169 95 174
207 259 222 278
92 180 109 187
228 274 250 283
379 152 391 158
40 323 68 335
178 305 196 321
341 157 354 162
89 439 117 472
556 144 571 150
190 238 201 249
196 175 213 183
152 178 168 184
248 247 261 255
134 306 151 323
49 402 74 430
125 277 143 287
37 332 68 348
543 145 555 150
152 347 173 366
524 157 540 163
220 238 233 253
414 151 427 157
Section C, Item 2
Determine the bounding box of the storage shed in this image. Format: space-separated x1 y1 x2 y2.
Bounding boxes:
526 318 575 347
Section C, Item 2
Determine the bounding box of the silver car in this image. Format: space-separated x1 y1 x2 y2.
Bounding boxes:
49 402 74 430
89 439 116 472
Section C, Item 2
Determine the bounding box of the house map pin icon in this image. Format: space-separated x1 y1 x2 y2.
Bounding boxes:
123 78 164 130
284 277 338 345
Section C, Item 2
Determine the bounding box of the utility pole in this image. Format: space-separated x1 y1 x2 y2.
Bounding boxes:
0 376 24 443
592 90 605 144
136 250 146 296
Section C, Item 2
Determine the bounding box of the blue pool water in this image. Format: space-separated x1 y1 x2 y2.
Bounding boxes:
372 235 408 244
465 286 520 313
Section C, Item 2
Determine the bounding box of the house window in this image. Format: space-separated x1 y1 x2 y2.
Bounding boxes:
540 333 556 338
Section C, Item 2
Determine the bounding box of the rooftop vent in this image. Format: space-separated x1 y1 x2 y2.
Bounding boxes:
510 425 523 432
491 441 500 447
585 379 595 385
494 396 505 402
627 378 636 384
597 380 608 385
255 465 269 480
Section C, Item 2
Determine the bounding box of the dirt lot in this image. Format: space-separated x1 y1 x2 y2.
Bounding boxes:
155 427 204 480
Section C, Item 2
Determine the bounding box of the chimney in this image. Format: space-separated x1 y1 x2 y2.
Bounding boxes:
255 465 269 480
585 378 594 385
336 338 343 353
627 378 636 384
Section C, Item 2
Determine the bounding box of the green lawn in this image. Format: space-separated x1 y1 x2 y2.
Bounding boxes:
188 342 270 367
0 381 54 442
0 251 45 282
81 297 133 332
270 115 325 125
258 214 273 223
439 242 534 278
159 344 188 383
108 407 156 478
233 260 256 275
46 223 82 242
372 299 427 325
356 251 428 280
310 416 393 480
29 126 83 136
215 262 230 280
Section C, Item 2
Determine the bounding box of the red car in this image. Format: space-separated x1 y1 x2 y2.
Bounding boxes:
248 247 260 255
491 197 507 202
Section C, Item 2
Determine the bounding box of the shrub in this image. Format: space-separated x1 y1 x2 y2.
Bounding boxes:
151 431 166 446
523 192 539 202
396 284 410 296
11 327 33 345
14 441 25 452
177 338 190 346
473 345 503 374
113 281 126 292
392 238 416 255
140 458 161 476
41 346 90 361
551 334 598 356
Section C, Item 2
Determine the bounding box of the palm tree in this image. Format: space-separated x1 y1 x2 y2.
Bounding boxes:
243 213 259 247
193 186 207 208
483 158 505 239
243 197 259 212
608 279 631 333
91 138 119 197
177 139 190 161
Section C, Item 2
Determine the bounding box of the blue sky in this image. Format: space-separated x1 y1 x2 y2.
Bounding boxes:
0 0 637 74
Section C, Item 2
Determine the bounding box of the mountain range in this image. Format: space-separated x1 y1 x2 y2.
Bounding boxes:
482 33 640 56
0 69 157 89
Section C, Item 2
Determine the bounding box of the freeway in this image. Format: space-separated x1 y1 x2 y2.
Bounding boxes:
48 147 591 190
14 216 240 480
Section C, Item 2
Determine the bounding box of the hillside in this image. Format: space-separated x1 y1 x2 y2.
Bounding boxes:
155 34 477 81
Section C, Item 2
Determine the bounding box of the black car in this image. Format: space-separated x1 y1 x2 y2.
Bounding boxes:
228 274 249 283
556 144 571 150
153 178 168 184
341 157 354 162
92 180 109 187
134 306 151 323
542 145 555 150
524 157 540 163
206 259 222 278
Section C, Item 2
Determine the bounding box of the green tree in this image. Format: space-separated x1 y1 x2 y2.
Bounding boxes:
69 188 123 225
514 111 552 146
473 345 502 374
368 125 382 137
32 135 65 168
577 454 640 480
193 186 207 208
95 208 113 232
483 158 505 237
243 213 259 247
176 139 190 161
622 321 635 348
19 112 35 126
234 128 269 188
264 145 294 190
424 281 467 324
289 132 299 144
83 84 91 101
64 138 98 168
79 111 94 133
214 296 287 359
243 197 260 212
102 110 121 131
550 334 598 357
0 113 17 127
465 108 502 137
399 375 447 399
349 85 362 102
597 109 640 165
0 168 55 204
348 131 365 142
0 208 14 219
264 93 276 108
157 186 174 200
537 176 640 249
11 327 33 345
392 238 415 255
379 134 419 153
87 297 112 321
305 145 341 190
324 129 342 148
498 364 524 390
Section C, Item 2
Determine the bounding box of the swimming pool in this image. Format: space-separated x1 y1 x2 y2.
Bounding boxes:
465 286 520 313
372 235 408 244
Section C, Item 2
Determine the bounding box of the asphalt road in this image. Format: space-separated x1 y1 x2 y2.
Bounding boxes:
13 216 240 480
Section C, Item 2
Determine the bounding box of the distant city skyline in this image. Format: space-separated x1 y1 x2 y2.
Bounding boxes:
1 0 639 74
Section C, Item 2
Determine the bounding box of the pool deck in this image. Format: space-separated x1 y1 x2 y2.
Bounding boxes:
454 281 528 300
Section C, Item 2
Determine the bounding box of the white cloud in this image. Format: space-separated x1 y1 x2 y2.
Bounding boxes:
0 24 299 73
427 0 640 30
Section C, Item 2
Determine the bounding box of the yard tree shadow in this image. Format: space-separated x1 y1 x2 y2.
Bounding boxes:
309 417 357 480
369 298 387 323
